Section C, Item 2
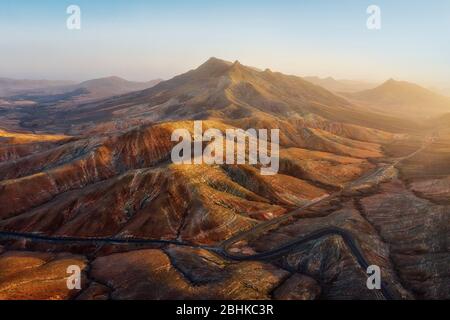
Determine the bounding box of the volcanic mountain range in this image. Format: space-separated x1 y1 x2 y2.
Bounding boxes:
0 58 449 300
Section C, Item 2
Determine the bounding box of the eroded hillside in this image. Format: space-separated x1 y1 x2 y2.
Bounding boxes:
0 59 448 300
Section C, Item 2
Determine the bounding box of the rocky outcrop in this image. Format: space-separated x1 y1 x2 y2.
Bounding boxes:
360 180 450 299
272 274 321 300
409 176 450 204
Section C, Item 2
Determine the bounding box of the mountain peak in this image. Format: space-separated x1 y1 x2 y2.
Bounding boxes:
192 57 234 76
79 76 129 86
104 76 126 82
199 57 233 68
349 78 450 119
378 79 426 93
382 78 401 86
229 60 246 71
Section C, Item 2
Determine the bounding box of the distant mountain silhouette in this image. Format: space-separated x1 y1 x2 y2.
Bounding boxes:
7 76 162 102
303 76 377 93
347 79 450 119
0 78 75 97
68 76 163 99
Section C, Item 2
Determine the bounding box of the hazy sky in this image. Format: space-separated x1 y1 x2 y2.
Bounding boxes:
0 0 449 88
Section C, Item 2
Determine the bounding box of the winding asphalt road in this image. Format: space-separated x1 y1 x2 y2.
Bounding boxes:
0 226 392 299
0 137 431 300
